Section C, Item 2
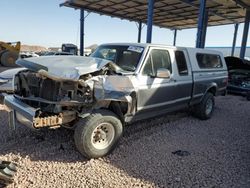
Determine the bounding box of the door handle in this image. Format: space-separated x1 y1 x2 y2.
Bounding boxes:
170 77 177 82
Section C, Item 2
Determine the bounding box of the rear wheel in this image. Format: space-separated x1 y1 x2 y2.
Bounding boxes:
1 51 19 67
193 92 214 120
74 110 123 159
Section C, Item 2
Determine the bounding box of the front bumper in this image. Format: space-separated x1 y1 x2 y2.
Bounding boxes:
4 95 39 129
4 95 76 130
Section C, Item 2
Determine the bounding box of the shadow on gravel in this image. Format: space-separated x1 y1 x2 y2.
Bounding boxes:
102 96 250 187
97 111 193 187
0 106 86 163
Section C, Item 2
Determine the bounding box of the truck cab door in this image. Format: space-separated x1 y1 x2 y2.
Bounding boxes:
135 48 180 118
173 50 193 105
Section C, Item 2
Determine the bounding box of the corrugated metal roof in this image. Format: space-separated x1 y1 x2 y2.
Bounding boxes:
61 0 250 30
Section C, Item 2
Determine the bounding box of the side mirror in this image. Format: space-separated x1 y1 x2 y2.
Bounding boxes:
156 68 171 78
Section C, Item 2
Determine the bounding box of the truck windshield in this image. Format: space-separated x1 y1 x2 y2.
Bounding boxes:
90 45 144 72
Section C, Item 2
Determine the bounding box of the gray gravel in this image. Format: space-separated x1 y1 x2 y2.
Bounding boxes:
0 95 250 188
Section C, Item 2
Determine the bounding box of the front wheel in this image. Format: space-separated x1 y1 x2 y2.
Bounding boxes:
193 92 215 120
74 110 123 159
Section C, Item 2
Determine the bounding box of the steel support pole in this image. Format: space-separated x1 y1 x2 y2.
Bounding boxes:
231 23 239 56
146 0 154 43
240 10 250 59
173 29 177 46
80 9 85 56
201 10 208 48
196 0 206 48
138 21 142 43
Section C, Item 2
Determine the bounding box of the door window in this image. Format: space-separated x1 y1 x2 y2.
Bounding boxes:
142 49 172 76
175 51 188 75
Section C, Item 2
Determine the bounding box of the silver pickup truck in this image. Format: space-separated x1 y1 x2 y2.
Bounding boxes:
4 43 228 158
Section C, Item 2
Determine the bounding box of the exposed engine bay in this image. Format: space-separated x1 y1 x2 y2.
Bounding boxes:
229 70 250 89
225 56 250 96
14 69 106 110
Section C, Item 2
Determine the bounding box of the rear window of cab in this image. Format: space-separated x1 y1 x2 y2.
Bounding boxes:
196 53 223 69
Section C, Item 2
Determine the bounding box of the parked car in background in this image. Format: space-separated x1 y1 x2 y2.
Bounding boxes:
4 43 228 159
20 52 39 59
225 56 250 100
0 68 25 93
43 51 74 56
61 43 78 55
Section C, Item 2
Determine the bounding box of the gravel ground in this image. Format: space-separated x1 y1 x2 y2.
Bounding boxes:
0 95 249 188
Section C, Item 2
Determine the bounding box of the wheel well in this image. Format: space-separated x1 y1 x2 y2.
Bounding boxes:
207 87 216 96
108 101 125 124
107 92 136 124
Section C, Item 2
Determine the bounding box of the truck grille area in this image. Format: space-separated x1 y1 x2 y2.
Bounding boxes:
14 70 93 110
15 71 60 101
40 79 60 101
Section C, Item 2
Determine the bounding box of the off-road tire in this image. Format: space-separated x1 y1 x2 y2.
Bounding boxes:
74 109 123 159
193 92 215 120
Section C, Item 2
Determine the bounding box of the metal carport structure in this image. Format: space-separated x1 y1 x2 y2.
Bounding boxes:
61 0 250 58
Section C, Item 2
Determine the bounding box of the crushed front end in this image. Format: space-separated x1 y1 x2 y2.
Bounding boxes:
5 69 93 129
4 56 135 130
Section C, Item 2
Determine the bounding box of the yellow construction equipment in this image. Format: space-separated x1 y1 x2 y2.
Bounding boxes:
0 41 20 67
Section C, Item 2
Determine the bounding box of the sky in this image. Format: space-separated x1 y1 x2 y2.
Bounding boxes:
0 0 249 48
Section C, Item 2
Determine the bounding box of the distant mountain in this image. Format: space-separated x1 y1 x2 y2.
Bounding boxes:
86 44 98 51
21 45 47 52
20 44 98 53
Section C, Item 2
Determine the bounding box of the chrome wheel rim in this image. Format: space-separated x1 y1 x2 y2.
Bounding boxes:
91 122 115 150
205 98 213 115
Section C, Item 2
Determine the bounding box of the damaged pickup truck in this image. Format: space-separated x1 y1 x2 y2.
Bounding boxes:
4 43 228 158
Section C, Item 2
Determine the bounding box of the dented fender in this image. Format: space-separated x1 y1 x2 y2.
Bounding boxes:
86 75 136 115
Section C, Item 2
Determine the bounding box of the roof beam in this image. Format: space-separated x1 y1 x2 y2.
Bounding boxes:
154 14 198 23
61 0 247 29
164 17 234 28
232 0 250 10
179 0 238 23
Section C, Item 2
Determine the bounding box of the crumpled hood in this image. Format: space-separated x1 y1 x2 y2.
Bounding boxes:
225 56 250 71
16 56 114 80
